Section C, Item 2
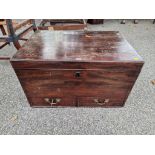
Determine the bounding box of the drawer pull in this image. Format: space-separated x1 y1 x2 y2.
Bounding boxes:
44 98 61 105
94 98 109 105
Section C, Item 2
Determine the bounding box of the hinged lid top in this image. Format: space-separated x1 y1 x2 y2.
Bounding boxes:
11 31 143 63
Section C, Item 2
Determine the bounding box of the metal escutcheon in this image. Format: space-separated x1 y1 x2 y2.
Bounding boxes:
75 71 81 78
94 98 109 105
44 97 61 106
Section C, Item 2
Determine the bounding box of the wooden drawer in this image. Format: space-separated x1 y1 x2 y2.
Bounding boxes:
28 97 76 107
78 96 125 107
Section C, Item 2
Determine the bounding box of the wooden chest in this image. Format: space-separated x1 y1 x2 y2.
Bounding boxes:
10 31 144 107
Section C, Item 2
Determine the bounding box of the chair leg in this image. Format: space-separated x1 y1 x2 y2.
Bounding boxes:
13 40 21 50
0 25 7 35
0 42 8 49
33 27 37 32
153 20 155 24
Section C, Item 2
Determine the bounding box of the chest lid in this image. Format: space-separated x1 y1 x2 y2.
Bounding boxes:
10 31 144 69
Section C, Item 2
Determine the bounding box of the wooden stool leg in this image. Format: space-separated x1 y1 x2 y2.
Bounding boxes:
0 42 8 49
121 20 126 24
0 25 7 35
13 40 21 50
33 27 37 32
31 19 37 32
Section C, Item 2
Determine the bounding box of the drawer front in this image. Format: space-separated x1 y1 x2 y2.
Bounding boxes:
28 97 76 107
78 96 125 107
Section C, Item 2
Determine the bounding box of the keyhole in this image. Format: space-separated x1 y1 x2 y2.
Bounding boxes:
75 72 81 78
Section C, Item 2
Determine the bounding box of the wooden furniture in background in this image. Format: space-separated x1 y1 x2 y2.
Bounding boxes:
0 19 7 35
38 19 87 30
87 19 104 24
10 31 144 107
121 20 138 24
0 19 37 50
0 19 8 49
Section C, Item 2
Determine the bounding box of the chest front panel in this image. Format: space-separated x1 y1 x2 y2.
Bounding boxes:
14 62 142 107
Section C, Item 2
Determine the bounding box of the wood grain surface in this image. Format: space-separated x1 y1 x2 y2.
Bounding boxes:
11 31 144 107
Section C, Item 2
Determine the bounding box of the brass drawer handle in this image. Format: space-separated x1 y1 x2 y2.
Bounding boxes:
94 98 109 105
44 97 61 106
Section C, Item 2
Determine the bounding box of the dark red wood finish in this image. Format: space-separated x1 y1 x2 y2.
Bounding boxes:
87 19 104 24
38 19 87 31
10 31 144 107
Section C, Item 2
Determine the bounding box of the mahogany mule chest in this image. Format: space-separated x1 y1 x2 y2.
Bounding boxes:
10 31 144 107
